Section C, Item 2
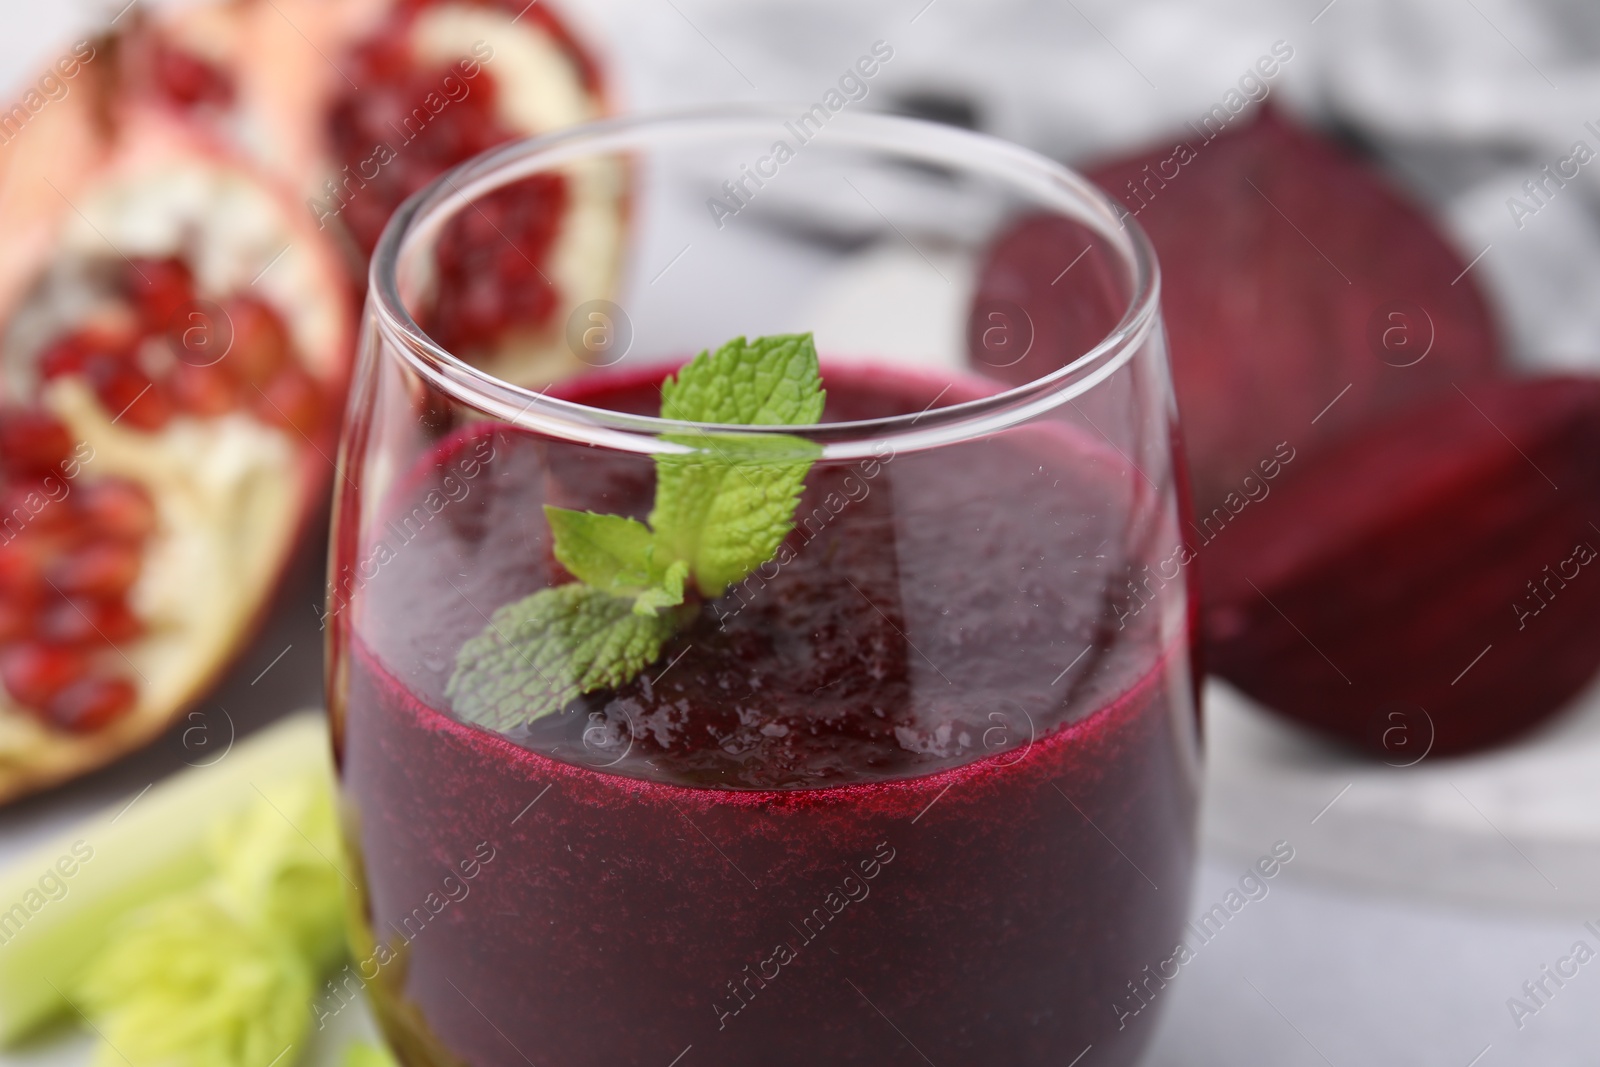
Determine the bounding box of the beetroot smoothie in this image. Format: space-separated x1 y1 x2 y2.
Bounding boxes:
330 364 1200 1067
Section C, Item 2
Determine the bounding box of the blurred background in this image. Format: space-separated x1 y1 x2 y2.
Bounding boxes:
3 0 1600 1064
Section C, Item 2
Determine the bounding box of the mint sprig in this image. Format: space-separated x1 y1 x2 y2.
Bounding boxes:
446 333 825 729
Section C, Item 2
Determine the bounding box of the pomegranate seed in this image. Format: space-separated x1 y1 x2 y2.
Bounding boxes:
223 299 292 386
124 258 195 332
0 409 73 475
328 30 572 353
252 366 323 435
170 360 241 416
0 541 46 595
44 676 137 732
47 540 141 597
74 480 157 540
151 42 235 108
0 643 88 707
36 597 143 645
86 357 172 431
0 600 27 643
430 176 567 353
38 324 137 380
38 337 88 380
0 484 73 534
352 35 413 84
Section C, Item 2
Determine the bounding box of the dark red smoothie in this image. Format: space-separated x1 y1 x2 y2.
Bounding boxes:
330 364 1200 1066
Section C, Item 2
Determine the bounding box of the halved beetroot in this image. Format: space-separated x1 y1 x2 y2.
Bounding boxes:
972 107 1506 518
0 87 353 800
1203 377 1600 755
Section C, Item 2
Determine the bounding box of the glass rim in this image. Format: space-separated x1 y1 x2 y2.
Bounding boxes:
369 106 1162 460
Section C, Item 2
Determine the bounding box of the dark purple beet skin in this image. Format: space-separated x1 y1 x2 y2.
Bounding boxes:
331 364 1201 1066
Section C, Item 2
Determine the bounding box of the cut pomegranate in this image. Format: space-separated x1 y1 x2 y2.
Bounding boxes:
1204 376 1600 755
94 0 623 385
0 97 354 800
0 0 612 796
320 0 621 378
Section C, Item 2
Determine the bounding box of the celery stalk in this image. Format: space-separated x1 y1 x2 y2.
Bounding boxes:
0 712 333 1044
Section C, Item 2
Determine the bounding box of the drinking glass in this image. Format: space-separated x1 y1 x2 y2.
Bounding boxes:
328 107 1200 1067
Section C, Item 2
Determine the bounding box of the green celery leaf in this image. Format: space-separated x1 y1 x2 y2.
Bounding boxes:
78 889 314 1067
74 776 345 1067
446 584 678 730
209 777 347 973
345 1043 401 1067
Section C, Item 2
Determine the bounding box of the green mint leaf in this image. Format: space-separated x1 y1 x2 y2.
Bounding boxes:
650 332 825 596
447 332 825 730
634 560 690 615
659 333 825 426
545 506 686 614
649 433 821 596
446 585 677 729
